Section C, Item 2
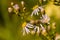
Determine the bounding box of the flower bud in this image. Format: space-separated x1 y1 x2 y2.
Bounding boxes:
21 1 24 7
8 7 12 13
52 22 56 29
42 29 47 36
11 2 14 6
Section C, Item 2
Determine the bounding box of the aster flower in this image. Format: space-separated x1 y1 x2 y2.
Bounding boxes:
13 4 19 11
25 27 30 34
31 8 39 16
40 14 50 23
38 6 44 12
31 6 44 17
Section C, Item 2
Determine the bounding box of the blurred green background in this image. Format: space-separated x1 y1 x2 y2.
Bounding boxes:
0 0 60 40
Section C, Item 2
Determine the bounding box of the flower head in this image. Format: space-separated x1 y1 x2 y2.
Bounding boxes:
13 4 19 10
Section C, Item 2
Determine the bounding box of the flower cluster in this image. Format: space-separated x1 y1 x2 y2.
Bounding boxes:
8 2 19 13
8 1 26 16
7 1 59 40
22 6 57 40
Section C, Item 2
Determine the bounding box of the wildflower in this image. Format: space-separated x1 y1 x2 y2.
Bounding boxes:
22 21 37 35
22 23 32 35
13 4 19 11
38 6 44 12
31 8 39 16
31 6 44 17
25 27 30 34
40 14 50 23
